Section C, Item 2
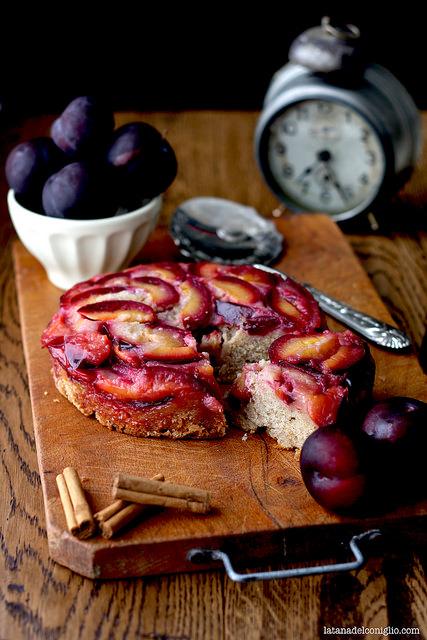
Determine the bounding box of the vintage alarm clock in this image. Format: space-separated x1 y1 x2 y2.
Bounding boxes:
255 17 421 222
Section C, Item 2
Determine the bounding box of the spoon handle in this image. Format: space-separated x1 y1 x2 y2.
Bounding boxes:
303 284 411 351
253 263 411 351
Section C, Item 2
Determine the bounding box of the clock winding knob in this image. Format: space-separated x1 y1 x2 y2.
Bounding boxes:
289 16 364 74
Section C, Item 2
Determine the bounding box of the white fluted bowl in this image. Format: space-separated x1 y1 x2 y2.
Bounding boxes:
8 189 163 290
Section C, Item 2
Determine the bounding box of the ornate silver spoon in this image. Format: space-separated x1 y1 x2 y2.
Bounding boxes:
254 263 411 351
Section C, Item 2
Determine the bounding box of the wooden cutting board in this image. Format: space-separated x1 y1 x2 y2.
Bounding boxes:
13 214 427 579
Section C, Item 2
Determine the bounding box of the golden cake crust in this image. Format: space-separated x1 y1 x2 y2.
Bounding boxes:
52 361 227 439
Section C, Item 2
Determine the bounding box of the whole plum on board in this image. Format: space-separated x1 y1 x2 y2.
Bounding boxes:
359 397 427 498
107 122 177 207
361 397 427 446
300 426 367 512
42 162 116 220
5 137 65 211
51 96 115 157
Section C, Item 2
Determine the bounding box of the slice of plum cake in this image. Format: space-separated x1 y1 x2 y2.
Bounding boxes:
229 330 375 448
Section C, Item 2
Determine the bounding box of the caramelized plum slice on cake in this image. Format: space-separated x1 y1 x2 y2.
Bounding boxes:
208 275 262 305
269 331 339 367
78 300 155 322
93 262 186 286
130 262 187 282
94 362 201 402
179 278 213 329
131 277 179 310
194 262 272 288
45 332 111 371
269 330 367 373
108 321 201 364
63 271 180 310
269 278 324 331
321 331 367 372
66 285 130 306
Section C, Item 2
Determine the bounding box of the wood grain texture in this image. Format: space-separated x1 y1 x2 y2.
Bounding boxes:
1 111 427 639
12 212 427 580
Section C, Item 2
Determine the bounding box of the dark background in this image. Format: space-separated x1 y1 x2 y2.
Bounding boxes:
0 7 425 120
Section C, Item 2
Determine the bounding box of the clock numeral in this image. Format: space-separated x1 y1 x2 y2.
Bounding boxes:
283 121 297 135
274 142 286 155
345 110 352 123
360 173 369 185
282 164 294 178
361 128 370 142
367 150 376 166
297 105 309 120
343 187 354 200
317 102 333 115
320 190 331 203
301 182 310 195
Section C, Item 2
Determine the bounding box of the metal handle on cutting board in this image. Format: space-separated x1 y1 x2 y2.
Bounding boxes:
187 529 381 583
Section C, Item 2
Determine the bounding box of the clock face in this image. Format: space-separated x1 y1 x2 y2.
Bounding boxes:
266 100 386 217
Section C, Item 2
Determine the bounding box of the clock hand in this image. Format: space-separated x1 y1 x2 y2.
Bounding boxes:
316 152 349 203
297 150 332 184
296 164 316 182
322 164 349 203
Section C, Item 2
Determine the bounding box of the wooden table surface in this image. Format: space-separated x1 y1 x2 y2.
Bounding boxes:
1 111 426 640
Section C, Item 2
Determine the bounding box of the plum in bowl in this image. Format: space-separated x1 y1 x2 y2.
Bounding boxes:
6 97 178 290
8 188 162 290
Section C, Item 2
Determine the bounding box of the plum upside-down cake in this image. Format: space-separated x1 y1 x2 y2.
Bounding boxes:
41 262 375 448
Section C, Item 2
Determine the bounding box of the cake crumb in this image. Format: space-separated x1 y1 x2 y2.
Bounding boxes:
241 433 249 441
53 398 60 403
43 391 48 396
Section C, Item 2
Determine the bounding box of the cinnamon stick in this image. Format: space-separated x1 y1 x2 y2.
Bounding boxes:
99 473 165 538
94 499 126 524
56 473 79 535
61 467 96 538
113 488 210 513
99 503 146 539
114 473 209 503
112 473 211 513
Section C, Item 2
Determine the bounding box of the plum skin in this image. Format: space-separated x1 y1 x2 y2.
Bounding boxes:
5 137 65 211
361 397 427 445
301 397 427 513
51 96 115 157
300 426 367 511
107 122 178 206
42 162 116 220
359 397 427 496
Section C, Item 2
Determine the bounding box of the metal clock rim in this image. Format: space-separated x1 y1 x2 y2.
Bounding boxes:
255 88 396 222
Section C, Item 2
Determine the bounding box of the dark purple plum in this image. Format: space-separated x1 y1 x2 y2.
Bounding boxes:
5 137 65 210
51 96 115 157
359 397 427 498
361 397 427 446
42 162 116 220
300 426 367 511
141 138 177 196
107 122 177 207
107 122 163 165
